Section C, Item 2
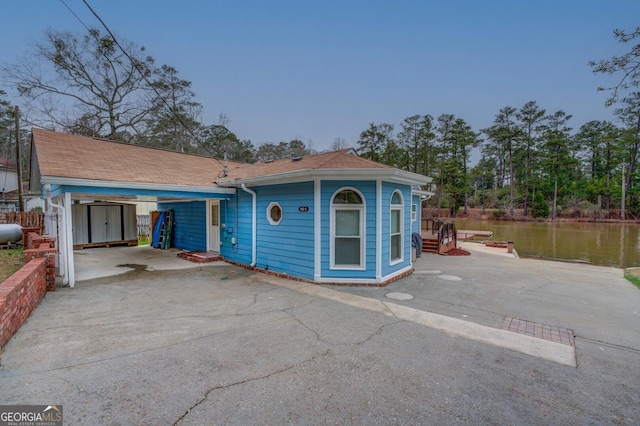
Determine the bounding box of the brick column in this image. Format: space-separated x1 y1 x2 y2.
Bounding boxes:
21 227 40 249
23 241 58 291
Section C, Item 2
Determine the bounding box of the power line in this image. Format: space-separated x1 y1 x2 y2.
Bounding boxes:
59 0 223 167
59 0 91 32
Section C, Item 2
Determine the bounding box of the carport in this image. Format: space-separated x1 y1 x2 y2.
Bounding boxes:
73 245 218 282
30 128 236 287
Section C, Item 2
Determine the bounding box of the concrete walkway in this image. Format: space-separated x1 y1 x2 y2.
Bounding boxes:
0 243 638 424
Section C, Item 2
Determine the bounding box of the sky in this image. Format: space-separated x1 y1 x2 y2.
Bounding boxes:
1 0 639 155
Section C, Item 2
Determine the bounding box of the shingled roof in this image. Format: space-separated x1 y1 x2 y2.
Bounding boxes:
217 148 400 184
31 128 431 190
31 128 240 187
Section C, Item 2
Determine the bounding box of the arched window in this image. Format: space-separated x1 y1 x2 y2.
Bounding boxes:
331 188 365 269
390 191 403 263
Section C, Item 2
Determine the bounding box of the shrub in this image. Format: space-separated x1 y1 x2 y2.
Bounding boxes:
532 192 549 218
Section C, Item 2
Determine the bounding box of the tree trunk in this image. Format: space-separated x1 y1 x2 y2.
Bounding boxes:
509 147 514 216
625 115 640 191
552 172 558 220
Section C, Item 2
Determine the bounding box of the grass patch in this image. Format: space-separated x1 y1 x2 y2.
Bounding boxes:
0 249 25 283
624 273 640 289
138 236 150 246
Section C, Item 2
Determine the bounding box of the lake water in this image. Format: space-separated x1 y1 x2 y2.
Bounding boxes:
454 219 640 269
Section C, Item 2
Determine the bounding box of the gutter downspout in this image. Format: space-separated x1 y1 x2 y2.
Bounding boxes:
45 184 68 286
241 184 257 267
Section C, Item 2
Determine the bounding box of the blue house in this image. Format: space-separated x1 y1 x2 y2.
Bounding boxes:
30 128 432 287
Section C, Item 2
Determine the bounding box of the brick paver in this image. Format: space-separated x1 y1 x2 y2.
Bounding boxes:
501 316 575 347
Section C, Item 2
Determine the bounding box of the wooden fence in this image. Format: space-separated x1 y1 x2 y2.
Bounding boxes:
0 212 47 234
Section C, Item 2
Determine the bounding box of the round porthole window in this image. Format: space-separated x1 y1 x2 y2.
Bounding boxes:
267 202 282 225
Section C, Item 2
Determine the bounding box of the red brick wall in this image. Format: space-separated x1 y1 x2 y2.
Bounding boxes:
0 229 60 358
23 232 58 291
21 227 41 250
0 257 47 351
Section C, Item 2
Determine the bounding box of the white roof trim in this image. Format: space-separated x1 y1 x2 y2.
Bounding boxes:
40 176 236 194
411 188 434 198
219 169 433 187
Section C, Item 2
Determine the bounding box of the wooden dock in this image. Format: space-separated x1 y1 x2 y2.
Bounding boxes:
456 229 494 240
420 219 494 254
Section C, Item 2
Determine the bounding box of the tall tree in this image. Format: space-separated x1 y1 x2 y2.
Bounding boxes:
574 120 621 211
516 101 546 215
255 139 310 162
615 92 640 193
434 114 455 211
145 64 202 152
589 26 640 106
0 92 29 191
396 114 435 174
482 106 521 215
228 139 256 163
540 110 573 220
199 124 240 159
433 114 478 213
451 118 481 214
2 28 156 141
470 157 497 213
0 91 14 156
357 122 393 162
331 137 348 151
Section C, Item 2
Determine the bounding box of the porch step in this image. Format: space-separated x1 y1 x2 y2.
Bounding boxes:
422 240 439 254
177 251 223 264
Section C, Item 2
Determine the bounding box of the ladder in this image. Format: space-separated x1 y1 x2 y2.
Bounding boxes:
158 209 174 250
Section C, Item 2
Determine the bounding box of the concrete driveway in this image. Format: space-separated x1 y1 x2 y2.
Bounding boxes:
73 245 213 282
0 243 639 425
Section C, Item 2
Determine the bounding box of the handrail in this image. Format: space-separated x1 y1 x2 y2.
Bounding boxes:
437 221 457 254
421 218 457 254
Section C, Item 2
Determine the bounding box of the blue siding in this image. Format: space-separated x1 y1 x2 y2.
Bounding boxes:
253 182 315 280
156 180 414 284
320 180 377 279
220 192 254 266
411 195 421 234
158 201 206 251
380 183 412 277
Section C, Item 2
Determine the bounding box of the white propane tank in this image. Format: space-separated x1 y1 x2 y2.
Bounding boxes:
0 224 23 244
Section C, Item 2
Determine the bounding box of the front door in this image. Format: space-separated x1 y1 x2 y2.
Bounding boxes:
208 200 220 252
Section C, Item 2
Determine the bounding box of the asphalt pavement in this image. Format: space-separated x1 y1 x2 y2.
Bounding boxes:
0 243 638 425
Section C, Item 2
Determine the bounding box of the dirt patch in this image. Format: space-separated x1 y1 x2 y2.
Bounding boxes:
625 267 640 279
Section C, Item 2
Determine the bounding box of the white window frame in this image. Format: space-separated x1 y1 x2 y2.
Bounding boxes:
411 203 417 222
267 202 283 225
390 190 403 265
330 187 366 270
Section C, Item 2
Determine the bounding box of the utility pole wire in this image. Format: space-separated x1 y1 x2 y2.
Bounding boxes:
61 0 223 165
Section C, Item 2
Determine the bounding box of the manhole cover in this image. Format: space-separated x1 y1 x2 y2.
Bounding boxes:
437 275 462 281
385 292 414 301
